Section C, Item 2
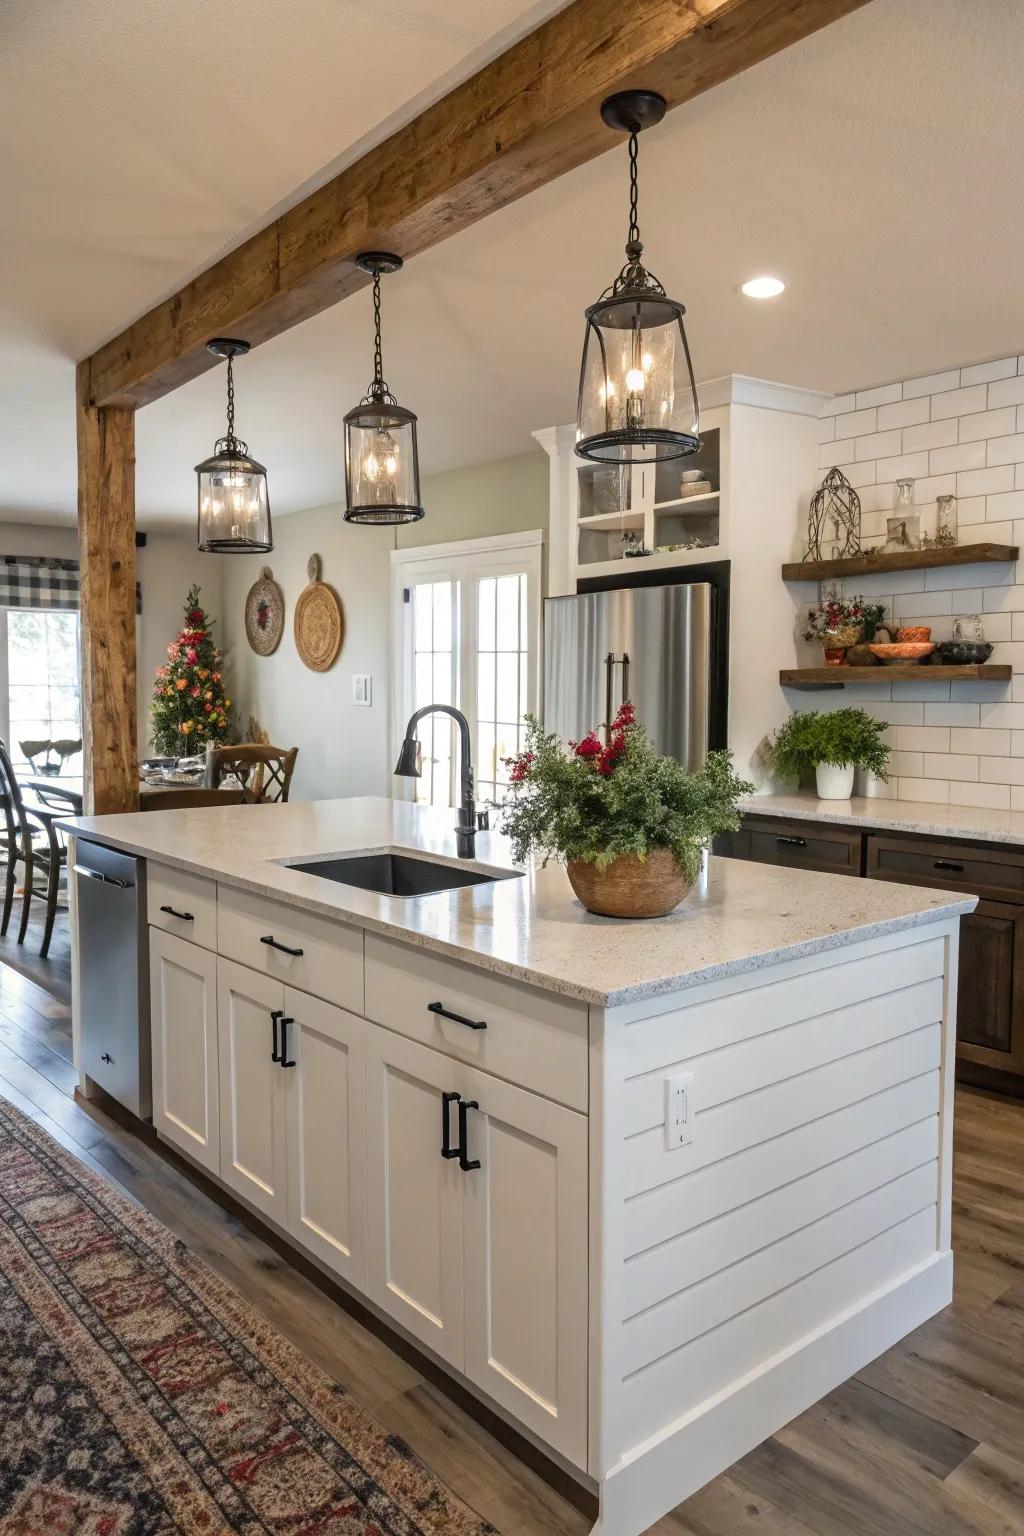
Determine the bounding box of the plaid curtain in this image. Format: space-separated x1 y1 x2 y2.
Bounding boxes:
0 557 142 614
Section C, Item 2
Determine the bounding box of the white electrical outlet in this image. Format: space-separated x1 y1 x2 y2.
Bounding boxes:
353 674 372 706
665 1072 695 1149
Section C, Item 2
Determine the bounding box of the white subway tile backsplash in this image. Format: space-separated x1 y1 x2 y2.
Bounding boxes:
959 406 1017 442
817 416 837 444
931 384 988 420
1011 787 1024 812
1017 465 1024 490
950 587 983 612
948 781 1011 811
834 408 877 438
949 727 1010 755
875 451 930 482
980 756 1024 786
955 498 987 527
820 393 857 418
924 753 979 781
1018 405 1024 432
987 434 1024 467
896 725 950 752
857 483 896 514
836 461 876 489
903 369 959 400
929 441 986 475
877 398 930 431
957 465 1015 497
982 585 1024 613
888 751 923 778
960 357 1017 387
820 438 854 468
979 702 1024 728
1012 731 1024 755
893 590 952 618
869 702 924 726
856 383 902 409
896 777 950 804
925 703 980 726
980 520 1015 544
855 430 902 462
979 611 1011 642
951 680 1011 702
925 561 1012 590
988 375 1024 409
912 473 957 502
988 641 1024 670
902 420 957 454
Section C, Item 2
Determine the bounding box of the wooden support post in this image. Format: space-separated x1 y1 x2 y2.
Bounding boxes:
76 361 138 814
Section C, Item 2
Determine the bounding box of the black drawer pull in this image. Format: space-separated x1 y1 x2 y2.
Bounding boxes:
260 934 304 957
442 1090 462 1159
428 1001 487 1031
458 1098 481 1172
934 860 965 873
776 836 807 848
271 1008 282 1063
279 1016 296 1068
159 903 194 922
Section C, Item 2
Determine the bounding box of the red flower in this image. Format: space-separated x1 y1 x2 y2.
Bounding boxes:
190 685 201 698
575 732 603 760
187 608 205 625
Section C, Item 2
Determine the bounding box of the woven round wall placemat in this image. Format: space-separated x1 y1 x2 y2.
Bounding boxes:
294 553 344 671
244 566 285 656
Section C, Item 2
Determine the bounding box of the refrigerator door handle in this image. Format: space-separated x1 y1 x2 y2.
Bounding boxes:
604 652 615 731
620 651 630 705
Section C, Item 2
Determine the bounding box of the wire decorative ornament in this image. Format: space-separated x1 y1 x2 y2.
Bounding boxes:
804 466 862 563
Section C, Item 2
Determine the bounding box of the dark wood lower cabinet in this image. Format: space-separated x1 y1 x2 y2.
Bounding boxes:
721 814 1024 1096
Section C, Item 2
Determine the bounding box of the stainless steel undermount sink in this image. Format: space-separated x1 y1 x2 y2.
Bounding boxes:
286 851 521 897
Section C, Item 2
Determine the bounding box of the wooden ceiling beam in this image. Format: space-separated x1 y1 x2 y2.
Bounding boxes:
84 0 869 411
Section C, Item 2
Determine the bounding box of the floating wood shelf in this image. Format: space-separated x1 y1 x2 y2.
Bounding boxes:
780 664 1012 691
781 543 1018 582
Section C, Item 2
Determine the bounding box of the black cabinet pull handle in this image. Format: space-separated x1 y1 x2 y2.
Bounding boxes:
159 903 194 922
458 1099 481 1172
776 836 807 848
270 1008 282 1063
100 1052 113 1064
442 1090 462 1159
934 860 964 873
260 934 304 957
428 1001 487 1032
279 1016 296 1068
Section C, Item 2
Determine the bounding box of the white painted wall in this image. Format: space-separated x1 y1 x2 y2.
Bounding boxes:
0 519 223 757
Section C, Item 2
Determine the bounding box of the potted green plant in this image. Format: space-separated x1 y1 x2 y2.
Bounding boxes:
499 704 752 918
768 708 890 800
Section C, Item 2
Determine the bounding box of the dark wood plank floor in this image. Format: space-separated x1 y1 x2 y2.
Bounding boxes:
0 955 1022 1535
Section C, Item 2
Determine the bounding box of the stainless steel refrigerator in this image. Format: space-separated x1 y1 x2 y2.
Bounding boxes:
543 583 714 770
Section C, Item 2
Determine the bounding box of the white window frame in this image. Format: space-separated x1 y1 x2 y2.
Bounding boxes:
390 529 544 805
0 606 84 768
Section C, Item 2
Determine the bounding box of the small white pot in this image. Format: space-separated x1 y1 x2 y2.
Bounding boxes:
815 761 855 800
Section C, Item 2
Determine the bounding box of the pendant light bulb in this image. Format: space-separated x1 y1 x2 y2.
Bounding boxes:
575 90 700 466
195 338 272 553
344 253 425 526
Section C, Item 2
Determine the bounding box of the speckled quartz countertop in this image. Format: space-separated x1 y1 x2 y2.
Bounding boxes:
61 797 973 1007
742 792 1024 847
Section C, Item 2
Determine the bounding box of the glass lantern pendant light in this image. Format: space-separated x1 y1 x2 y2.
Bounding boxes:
344 252 424 525
195 338 272 553
576 90 700 465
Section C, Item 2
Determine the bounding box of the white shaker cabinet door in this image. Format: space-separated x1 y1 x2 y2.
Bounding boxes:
460 1068 589 1470
217 958 288 1226
150 929 220 1175
283 987 367 1288
364 1026 464 1370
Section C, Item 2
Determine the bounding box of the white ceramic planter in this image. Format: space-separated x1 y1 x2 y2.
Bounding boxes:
815 761 855 799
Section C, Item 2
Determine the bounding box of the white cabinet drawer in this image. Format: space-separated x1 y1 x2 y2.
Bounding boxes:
148 863 218 951
364 934 588 1112
217 884 363 1013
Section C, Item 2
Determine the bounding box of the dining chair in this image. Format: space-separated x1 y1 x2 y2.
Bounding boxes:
140 787 246 811
0 739 65 957
206 744 298 803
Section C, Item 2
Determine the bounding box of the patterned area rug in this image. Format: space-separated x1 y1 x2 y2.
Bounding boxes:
0 1096 497 1535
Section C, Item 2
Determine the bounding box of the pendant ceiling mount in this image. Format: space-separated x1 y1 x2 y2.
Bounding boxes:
344 250 424 526
195 337 272 553
575 90 700 466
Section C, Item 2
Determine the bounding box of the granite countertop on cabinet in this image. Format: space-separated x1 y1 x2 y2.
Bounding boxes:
60 796 973 1008
742 792 1024 848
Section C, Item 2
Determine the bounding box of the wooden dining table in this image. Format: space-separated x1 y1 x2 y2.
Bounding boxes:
19 775 244 815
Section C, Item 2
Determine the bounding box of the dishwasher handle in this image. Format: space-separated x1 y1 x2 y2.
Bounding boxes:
73 865 134 890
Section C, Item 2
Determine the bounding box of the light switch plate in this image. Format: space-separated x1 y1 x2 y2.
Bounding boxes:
665 1071 695 1149
353 674 372 706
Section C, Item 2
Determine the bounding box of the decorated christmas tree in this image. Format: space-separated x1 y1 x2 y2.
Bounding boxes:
150 585 232 756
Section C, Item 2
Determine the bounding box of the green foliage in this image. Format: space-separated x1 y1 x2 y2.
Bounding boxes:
499 706 753 882
769 708 890 780
149 585 232 756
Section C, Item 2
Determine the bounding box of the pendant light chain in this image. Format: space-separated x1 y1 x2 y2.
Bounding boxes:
627 129 641 253
372 270 384 390
225 353 236 445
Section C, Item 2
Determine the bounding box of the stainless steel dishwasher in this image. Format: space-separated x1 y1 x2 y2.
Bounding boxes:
74 839 151 1118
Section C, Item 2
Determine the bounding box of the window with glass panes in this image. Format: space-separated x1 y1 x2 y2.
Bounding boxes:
3 609 82 769
410 580 458 808
475 573 528 803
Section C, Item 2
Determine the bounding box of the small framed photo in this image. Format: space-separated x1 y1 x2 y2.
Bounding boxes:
883 513 921 552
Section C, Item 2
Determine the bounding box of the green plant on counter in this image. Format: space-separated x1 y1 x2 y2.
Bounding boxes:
769 708 890 780
499 705 753 883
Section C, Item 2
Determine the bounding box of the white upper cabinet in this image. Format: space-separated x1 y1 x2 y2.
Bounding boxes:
150 927 220 1175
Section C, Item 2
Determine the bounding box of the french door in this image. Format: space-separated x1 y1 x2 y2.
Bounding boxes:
391 531 543 809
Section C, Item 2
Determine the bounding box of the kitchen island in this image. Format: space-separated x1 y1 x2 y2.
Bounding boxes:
62 796 973 1536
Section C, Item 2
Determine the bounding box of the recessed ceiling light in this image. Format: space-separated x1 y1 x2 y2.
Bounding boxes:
741 275 786 299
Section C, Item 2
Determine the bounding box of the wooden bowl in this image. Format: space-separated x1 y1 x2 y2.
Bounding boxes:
868 642 935 665
567 848 692 918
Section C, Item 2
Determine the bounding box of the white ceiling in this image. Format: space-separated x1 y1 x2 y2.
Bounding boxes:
4 0 1024 529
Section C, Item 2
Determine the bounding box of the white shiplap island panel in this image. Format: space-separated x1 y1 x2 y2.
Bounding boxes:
590 925 957 1535
59 798 971 1536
